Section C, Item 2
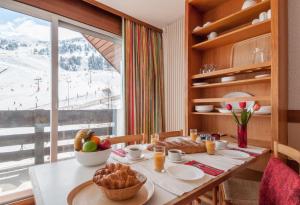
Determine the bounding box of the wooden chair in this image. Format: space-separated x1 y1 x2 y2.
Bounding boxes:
108 134 145 145
158 130 183 141
220 141 300 205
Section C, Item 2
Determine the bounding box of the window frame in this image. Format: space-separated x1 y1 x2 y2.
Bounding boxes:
0 0 122 162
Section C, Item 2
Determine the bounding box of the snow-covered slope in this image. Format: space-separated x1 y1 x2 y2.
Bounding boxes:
0 37 121 110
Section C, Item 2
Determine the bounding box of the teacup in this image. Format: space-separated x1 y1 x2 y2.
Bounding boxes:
168 149 185 162
207 32 218 40
259 12 268 22
128 147 142 159
267 9 271 19
215 140 228 150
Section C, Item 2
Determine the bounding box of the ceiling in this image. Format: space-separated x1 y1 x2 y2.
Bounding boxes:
96 0 185 29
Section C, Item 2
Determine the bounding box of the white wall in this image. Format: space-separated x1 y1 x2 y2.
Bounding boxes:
163 1 300 149
288 0 300 150
163 18 185 132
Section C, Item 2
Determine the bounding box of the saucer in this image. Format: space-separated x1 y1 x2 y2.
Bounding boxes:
167 157 186 163
126 154 144 161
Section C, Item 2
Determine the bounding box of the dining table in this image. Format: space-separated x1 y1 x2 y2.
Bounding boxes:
29 141 269 205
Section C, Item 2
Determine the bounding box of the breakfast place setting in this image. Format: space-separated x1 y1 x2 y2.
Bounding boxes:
29 102 269 205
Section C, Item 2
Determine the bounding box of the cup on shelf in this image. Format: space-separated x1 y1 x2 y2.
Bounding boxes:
259 12 268 22
252 18 260 25
203 21 211 27
267 9 271 19
241 0 256 10
207 32 218 40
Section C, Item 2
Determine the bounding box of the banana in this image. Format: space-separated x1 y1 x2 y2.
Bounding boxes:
74 129 91 151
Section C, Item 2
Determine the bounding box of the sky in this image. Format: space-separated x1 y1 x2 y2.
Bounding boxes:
0 7 81 41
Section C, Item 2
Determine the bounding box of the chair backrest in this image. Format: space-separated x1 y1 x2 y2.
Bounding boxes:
108 134 145 145
274 141 300 164
158 130 183 141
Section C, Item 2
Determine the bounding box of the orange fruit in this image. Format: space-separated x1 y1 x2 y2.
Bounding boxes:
90 136 101 145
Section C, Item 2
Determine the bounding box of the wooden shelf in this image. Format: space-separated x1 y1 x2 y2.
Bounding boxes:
192 62 271 80
189 0 227 11
192 96 270 103
192 0 270 36
192 20 271 50
192 77 271 88
192 112 271 117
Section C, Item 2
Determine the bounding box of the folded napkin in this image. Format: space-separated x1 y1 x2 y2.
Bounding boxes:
229 148 260 157
112 149 126 157
185 160 224 176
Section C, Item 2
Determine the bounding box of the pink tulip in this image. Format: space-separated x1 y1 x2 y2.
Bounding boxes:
239 101 247 109
226 104 232 111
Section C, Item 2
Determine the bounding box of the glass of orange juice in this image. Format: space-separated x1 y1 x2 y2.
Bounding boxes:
190 129 198 142
205 136 216 155
153 145 166 172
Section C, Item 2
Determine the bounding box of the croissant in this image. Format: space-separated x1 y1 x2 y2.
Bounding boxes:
93 163 140 189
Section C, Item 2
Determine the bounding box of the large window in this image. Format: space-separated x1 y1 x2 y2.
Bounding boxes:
0 2 123 203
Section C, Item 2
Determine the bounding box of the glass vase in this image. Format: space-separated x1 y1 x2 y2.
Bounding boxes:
237 124 247 148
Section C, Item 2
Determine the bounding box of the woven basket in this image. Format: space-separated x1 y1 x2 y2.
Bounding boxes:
95 171 147 201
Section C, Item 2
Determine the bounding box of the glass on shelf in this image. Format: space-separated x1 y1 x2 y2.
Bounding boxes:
253 48 268 64
200 64 216 74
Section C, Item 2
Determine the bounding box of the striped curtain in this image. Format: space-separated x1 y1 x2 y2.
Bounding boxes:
124 19 165 141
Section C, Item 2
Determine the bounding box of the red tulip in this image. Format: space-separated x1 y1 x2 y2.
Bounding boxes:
226 104 232 111
239 101 247 109
253 104 261 111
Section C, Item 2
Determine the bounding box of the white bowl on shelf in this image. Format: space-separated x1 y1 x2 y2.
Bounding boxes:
221 76 236 82
75 148 112 166
195 105 214 113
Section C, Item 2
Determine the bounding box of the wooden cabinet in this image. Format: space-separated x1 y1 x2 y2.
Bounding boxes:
185 0 288 148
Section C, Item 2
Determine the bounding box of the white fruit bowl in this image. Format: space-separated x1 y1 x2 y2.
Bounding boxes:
75 148 112 166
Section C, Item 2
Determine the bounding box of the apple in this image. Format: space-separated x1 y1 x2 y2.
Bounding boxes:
99 139 111 150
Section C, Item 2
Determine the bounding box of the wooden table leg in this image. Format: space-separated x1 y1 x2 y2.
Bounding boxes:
212 187 218 205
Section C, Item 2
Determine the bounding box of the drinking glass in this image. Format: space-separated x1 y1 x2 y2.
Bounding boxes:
153 145 166 172
150 133 159 145
205 136 216 155
190 129 198 142
253 48 265 64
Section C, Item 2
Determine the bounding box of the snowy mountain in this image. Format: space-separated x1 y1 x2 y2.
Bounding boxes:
0 34 121 111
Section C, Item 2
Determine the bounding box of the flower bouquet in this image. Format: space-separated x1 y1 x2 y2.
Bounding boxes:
226 102 260 148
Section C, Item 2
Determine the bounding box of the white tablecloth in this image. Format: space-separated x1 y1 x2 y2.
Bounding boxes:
29 144 266 205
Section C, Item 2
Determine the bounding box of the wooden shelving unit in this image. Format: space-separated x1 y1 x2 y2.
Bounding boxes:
192 20 271 50
192 77 271 89
185 0 288 149
192 0 270 36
